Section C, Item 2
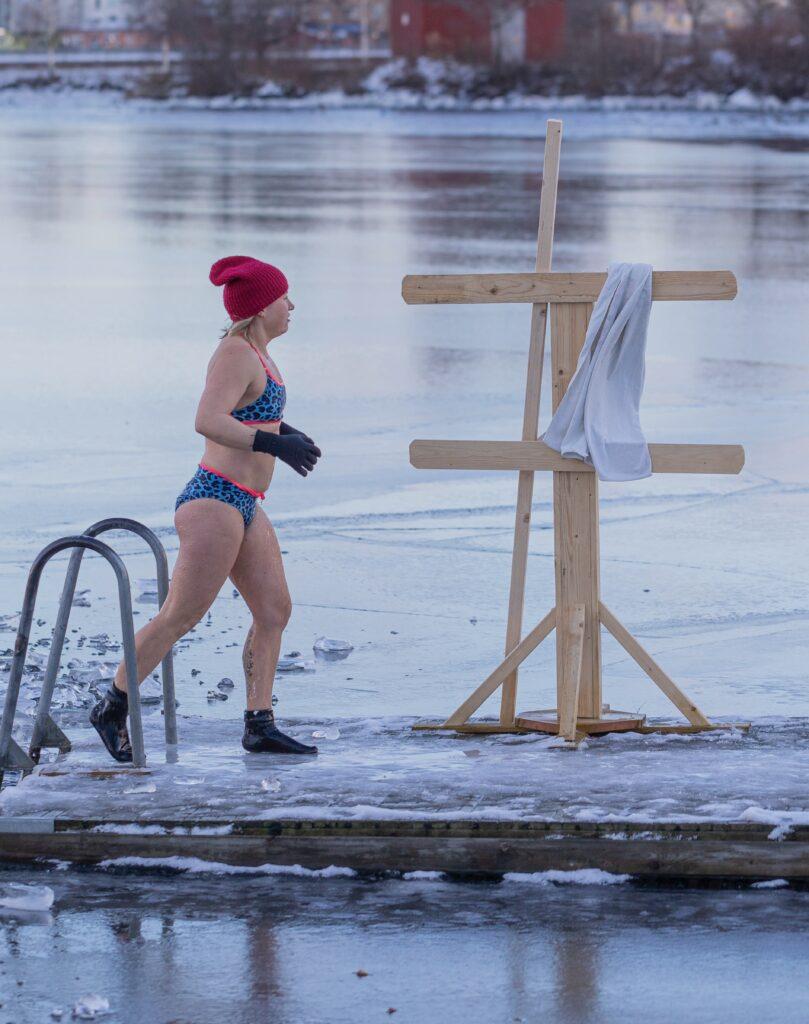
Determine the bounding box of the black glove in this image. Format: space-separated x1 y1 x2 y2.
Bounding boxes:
252 428 321 477
279 421 314 443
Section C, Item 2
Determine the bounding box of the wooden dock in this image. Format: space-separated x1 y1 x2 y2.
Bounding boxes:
1 817 807 882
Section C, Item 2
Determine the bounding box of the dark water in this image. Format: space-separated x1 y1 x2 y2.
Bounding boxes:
1 865 809 1024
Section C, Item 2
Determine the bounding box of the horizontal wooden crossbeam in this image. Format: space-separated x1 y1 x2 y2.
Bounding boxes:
402 271 737 306
410 440 745 475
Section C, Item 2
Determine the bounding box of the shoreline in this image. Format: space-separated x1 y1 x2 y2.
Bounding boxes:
1 86 808 144
1 78 808 116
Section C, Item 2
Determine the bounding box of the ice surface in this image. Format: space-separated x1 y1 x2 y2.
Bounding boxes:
97 856 356 878
502 869 631 886
2 714 808 826
0 881 55 911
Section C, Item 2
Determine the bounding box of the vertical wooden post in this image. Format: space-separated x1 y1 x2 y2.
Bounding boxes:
499 119 563 725
551 303 602 722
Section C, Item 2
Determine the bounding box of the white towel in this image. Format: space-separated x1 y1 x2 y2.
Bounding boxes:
543 262 653 482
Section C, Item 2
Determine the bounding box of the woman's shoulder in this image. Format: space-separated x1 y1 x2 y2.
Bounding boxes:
206 335 259 377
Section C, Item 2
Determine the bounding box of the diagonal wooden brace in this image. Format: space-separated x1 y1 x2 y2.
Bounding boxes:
444 607 557 727
599 602 711 728
500 119 563 727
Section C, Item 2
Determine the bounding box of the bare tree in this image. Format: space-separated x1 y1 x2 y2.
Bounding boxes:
616 0 636 32
791 0 809 38
563 0 619 90
132 0 300 92
739 0 778 33
10 0 49 34
681 0 711 55
681 0 710 31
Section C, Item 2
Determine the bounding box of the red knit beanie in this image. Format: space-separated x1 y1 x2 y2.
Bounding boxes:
209 255 289 321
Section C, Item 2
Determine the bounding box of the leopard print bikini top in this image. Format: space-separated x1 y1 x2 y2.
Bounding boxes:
231 341 286 425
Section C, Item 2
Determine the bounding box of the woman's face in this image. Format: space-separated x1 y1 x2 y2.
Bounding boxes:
261 293 294 339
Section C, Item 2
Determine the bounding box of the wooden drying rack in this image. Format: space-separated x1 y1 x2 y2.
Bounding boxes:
404 120 750 744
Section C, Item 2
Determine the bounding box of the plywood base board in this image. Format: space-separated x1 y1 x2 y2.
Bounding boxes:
515 709 646 735
411 722 532 735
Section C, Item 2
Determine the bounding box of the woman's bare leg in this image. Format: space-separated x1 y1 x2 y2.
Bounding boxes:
229 507 291 711
113 499 246 692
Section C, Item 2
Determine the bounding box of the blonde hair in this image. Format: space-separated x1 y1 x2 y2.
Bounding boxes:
220 315 259 344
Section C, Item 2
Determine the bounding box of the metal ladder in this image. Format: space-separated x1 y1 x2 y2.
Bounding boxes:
0 518 177 777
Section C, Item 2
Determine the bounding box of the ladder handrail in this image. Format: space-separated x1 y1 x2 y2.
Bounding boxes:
0 536 145 772
31 518 177 760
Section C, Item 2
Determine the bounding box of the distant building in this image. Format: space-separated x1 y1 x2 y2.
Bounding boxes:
6 0 152 46
390 1 566 64
297 0 390 51
615 1 791 36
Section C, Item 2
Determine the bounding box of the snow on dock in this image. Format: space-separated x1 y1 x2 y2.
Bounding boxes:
1 714 808 879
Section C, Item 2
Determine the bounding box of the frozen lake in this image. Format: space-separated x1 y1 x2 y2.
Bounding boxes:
0 100 807 731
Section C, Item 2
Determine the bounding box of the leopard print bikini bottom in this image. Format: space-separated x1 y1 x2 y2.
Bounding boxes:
175 464 265 528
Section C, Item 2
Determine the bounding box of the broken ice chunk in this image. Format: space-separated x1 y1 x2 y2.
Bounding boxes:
71 995 110 1020
276 657 306 673
311 726 341 741
0 882 55 911
88 633 120 653
69 664 116 686
123 783 156 795
72 589 91 608
260 777 281 793
313 637 353 661
207 690 228 701
139 677 163 705
217 677 235 691
135 579 159 604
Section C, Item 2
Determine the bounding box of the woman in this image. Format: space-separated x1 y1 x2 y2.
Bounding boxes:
89 255 322 762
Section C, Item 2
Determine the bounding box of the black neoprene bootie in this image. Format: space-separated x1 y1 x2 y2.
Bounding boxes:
89 684 133 763
242 709 318 755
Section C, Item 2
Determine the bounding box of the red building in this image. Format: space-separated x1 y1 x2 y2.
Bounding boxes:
390 1 566 63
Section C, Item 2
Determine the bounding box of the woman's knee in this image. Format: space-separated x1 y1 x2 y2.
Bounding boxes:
254 596 292 634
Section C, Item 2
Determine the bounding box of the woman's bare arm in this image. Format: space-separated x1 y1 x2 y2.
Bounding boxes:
194 345 261 450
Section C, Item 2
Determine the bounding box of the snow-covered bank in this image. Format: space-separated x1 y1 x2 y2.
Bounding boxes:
3 49 809 110
1 82 809 142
